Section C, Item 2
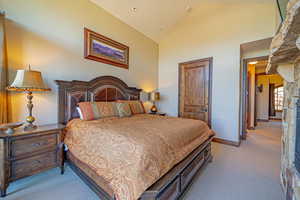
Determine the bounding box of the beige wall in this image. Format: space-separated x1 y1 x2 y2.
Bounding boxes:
256 74 283 120
1 0 159 124
256 75 270 120
158 0 278 142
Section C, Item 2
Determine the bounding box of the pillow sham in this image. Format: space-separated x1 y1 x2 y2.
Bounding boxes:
117 100 145 114
78 102 118 120
76 107 83 120
115 102 132 117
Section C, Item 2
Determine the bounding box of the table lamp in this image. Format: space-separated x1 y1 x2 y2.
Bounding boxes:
6 66 51 130
149 91 160 113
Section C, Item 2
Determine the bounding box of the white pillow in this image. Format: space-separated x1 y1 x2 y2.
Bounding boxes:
76 107 83 120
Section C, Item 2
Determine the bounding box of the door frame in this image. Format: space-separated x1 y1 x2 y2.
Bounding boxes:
240 56 269 140
178 57 213 127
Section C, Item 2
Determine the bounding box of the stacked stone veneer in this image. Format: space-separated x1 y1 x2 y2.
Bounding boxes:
266 1 300 199
281 62 300 200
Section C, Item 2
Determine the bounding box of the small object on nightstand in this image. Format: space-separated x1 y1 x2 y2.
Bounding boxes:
0 122 23 134
0 124 65 197
149 112 166 116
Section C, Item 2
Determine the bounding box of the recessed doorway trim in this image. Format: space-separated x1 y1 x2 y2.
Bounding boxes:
240 55 269 140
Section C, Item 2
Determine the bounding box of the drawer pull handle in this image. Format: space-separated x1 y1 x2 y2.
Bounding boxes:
32 142 46 147
34 160 42 164
204 149 209 158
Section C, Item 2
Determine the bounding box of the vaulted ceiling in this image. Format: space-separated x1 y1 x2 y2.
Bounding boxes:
90 0 200 42
91 0 276 43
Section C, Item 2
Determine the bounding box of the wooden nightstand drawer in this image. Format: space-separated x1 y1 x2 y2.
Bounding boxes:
11 134 57 157
0 124 65 197
11 151 57 181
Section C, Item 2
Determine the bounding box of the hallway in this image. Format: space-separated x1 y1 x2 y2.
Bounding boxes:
183 121 284 200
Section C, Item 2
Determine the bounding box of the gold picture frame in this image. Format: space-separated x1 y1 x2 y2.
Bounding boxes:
84 28 129 69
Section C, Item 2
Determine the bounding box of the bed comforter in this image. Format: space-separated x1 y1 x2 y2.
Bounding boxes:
65 114 214 200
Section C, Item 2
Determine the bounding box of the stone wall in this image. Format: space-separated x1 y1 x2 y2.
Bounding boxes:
281 62 300 200
265 0 300 198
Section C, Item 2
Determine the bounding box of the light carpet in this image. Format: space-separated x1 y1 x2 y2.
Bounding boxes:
4 121 284 200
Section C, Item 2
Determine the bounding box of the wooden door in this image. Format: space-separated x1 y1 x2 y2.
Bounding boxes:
179 58 212 126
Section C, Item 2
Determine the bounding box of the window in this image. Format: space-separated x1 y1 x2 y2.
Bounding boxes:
274 86 284 111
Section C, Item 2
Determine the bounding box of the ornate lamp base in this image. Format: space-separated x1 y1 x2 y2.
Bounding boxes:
24 92 37 131
24 123 37 131
150 104 158 114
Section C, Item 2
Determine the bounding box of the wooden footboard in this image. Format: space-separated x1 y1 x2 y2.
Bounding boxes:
67 153 115 200
66 135 213 200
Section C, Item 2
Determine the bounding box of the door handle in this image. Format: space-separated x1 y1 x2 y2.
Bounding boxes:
201 107 208 112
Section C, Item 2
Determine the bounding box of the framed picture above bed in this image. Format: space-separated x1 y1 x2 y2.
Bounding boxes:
84 28 129 69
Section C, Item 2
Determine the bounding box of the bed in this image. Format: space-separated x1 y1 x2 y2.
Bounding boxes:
56 76 214 200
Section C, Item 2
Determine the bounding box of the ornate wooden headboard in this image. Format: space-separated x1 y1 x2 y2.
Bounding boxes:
56 76 142 124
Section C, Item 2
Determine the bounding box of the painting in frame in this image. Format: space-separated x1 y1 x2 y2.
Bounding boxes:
84 28 129 69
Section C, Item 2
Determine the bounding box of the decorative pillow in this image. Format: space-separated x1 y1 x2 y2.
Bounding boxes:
78 102 118 120
129 101 145 114
117 100 145 114
115 102 132 117
76 107 83 120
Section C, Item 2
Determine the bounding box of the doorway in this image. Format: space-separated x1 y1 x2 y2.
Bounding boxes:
241 56 284 139
178 57 212 127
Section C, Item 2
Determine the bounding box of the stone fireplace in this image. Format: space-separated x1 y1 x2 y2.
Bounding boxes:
295 100 300 176
267 1 300 199
279 69 300 200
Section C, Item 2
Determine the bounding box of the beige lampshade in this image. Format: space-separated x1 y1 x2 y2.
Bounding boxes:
150 92 160 102
7 69 51 92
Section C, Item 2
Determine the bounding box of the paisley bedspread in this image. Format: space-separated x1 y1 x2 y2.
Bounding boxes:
65 114 214 200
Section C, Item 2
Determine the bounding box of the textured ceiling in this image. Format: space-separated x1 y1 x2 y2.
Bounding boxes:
91 0 276 43
90 0 200 42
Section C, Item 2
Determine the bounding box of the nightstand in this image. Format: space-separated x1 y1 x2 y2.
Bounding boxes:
149 112 167 116
0 124 65 197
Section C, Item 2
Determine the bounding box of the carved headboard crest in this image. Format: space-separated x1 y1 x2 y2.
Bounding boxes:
56 76 142 124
